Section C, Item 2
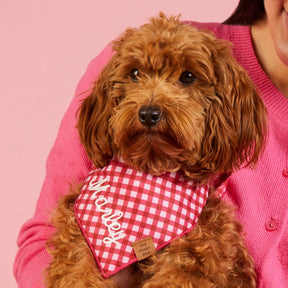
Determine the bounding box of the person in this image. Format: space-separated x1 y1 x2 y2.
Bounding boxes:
14 0 288 287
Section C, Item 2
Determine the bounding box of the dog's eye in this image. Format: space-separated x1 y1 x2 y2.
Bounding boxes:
130 69 140 83
179 71 196 86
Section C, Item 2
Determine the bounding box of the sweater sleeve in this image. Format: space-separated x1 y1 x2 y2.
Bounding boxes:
13 45 113 288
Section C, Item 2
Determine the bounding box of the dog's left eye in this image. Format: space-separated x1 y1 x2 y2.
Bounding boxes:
179 71 196 86
130 69 140 83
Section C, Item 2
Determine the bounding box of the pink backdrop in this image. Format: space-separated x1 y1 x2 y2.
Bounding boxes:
1 0 238 287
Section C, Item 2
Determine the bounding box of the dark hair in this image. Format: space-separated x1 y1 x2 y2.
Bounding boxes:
223 0 265 25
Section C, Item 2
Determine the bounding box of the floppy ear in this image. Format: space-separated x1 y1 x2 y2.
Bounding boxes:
201 40 267 174
77 55 118 167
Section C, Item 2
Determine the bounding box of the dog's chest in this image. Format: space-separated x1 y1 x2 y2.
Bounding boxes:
74 159 225 278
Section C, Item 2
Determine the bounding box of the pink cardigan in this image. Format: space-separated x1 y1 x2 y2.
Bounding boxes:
14 22 288 288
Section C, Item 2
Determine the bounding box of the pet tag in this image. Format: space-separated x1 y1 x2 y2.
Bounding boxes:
74 159 222 278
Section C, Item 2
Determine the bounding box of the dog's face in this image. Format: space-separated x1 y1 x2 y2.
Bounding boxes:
78 13 266 183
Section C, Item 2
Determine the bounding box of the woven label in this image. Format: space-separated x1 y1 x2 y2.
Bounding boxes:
74 159 226 278
132 237 156 261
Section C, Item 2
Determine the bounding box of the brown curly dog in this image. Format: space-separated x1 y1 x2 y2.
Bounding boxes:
45 13 267 288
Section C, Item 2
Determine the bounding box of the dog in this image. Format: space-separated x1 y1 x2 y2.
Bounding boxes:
45 13 267 288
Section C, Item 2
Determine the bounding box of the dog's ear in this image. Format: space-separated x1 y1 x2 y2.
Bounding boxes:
201 40 267 174
77 55 118 167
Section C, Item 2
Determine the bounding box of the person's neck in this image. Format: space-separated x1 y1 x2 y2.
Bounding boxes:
251 17 288 98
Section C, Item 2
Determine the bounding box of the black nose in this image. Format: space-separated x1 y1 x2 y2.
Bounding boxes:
138 106 162 127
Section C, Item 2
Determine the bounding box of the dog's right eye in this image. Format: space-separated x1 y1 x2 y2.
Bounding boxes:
130 69 140 83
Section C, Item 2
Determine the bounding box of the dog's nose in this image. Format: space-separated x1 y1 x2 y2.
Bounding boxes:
138 106 162 127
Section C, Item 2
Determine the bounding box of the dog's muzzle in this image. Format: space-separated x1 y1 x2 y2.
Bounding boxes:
138 105 162 127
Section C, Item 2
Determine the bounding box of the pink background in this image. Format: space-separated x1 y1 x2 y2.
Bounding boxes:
1 0 237 287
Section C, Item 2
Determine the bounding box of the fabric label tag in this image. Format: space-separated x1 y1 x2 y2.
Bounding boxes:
132 236 156 261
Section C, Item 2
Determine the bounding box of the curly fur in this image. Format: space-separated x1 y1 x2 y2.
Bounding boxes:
45 13 267 287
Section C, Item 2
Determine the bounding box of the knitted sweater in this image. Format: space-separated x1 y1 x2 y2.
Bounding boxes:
14 22 288 288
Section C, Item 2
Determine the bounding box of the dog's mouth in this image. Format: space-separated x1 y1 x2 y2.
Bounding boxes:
112 122 200 175
116 133 183 174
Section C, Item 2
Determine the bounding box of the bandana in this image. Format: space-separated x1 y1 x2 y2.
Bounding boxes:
74 159 226 278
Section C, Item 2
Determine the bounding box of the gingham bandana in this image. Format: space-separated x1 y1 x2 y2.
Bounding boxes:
74 159 224 278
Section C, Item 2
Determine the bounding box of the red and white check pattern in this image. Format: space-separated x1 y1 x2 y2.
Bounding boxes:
74 159 225 278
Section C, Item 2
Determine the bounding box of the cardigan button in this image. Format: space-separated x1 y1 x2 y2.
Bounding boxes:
265 219 278 231
283 168 288 178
